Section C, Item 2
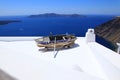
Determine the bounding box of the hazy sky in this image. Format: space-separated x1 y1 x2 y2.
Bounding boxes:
0 0 120 16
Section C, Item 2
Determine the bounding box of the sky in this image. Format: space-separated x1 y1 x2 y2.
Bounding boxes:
0 0 120 16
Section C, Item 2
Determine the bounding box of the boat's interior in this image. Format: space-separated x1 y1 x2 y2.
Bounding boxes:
49 35 67 41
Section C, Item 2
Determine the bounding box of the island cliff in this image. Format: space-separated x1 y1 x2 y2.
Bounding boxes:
29 13 85 18
95 17 120 50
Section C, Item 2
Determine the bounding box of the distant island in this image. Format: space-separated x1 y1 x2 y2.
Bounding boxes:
95 16 120 51
28 13 86 18
0 20 21 25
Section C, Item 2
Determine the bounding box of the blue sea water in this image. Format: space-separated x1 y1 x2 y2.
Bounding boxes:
0 15 115 50
0 15 114 36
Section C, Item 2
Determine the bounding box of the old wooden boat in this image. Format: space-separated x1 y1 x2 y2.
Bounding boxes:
35 34 77 49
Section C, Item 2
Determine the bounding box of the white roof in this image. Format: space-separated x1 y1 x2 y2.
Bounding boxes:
0 37 120 80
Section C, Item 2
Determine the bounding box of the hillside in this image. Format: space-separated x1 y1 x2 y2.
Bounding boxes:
95 17 120 49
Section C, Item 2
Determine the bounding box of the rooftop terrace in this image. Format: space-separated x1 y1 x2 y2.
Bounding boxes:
0 29 120 80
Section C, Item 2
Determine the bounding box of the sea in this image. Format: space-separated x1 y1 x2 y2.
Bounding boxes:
0 15 116 50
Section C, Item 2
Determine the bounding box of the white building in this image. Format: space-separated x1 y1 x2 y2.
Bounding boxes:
0 29 120 80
